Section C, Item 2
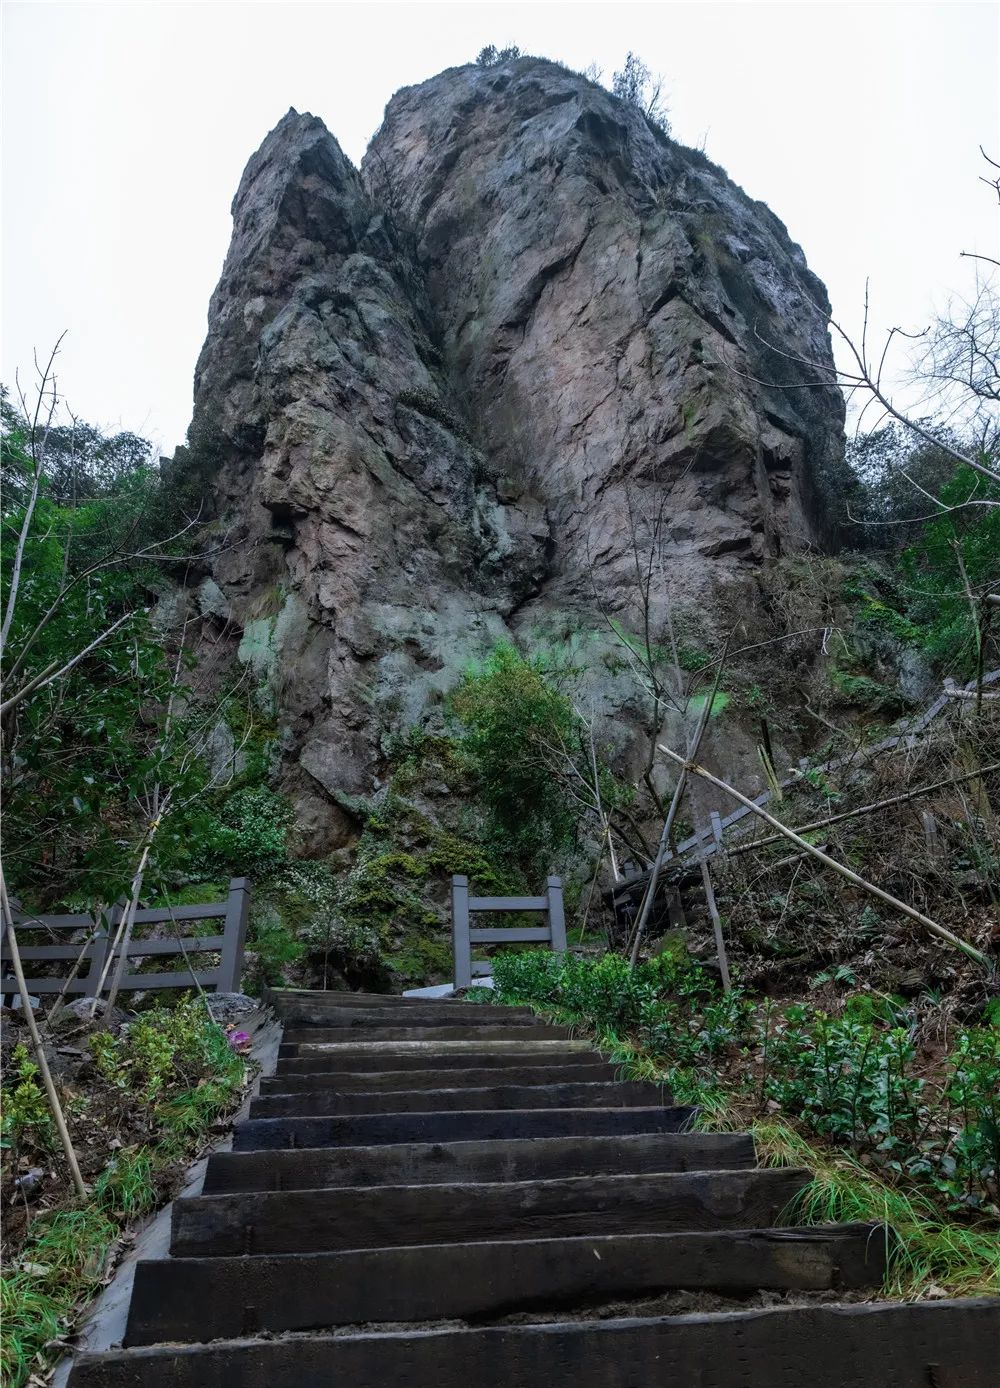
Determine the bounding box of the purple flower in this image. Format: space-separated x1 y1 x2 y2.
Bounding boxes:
227 1029 251 1053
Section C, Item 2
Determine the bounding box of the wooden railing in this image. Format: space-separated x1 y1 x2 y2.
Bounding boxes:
611 665 1000 908
1 878 250 1005
451 874 567 991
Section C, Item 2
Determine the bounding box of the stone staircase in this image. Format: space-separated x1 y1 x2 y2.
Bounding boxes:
68 990 999 1386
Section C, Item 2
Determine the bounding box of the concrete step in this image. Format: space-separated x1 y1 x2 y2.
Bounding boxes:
170 1167 811 1256
248 1080 669 1119
279 1024 572 1045
232 1105 698 1151
124 1223 886 1344
203 1130 757 1192
261 1063 618 1092
74 1298 1000 1387
274 1045 600 1074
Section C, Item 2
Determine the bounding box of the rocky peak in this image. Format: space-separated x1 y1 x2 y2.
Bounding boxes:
181 59 848 848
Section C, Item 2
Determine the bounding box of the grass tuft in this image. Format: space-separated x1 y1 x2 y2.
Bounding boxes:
712 1117 1000 1299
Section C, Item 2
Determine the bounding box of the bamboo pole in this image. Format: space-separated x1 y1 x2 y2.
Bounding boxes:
657 745 991 971
627 645 730 967
721 762 1000 862
700 853 731 993
102 828 158 1017
45 913 105 1030
0 869 87 1198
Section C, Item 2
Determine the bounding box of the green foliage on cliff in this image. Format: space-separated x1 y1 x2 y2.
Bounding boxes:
848 429 1000 679
448 642 581 871
0 392 204 907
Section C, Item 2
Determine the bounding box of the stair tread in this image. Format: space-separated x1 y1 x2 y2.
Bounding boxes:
203 1130 757 1191
261 1063 617 1091
170 1167 812 1256
249 1079 669 1118
72 1299 1000 1388
124 1224 888 1344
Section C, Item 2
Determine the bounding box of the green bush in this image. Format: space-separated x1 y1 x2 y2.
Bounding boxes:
192 787 292 881
89 997 246 1107
493 949 999 1212
2 999 250 1388
448 643 580 871
0 1046 55 1153
766 1006 923 1150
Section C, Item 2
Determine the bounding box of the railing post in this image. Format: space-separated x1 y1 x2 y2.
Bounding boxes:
219 878 251 993
84 907 116 998
546 875 567 954
452 875 472 990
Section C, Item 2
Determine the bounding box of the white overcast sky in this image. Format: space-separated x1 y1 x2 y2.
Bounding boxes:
2 0 998 454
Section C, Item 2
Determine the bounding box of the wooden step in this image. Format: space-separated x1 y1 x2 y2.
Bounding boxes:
124 1223 887 1344
278 1037 590 1059
273 1002 540 1026
170 1167 811 1256
279 1024 571 1044
248 1080 669 1119
275 1045 600 1074
74 1298 1000 1387
203 1131 757 1192
266 988 518 1011
232 1105 698 1151
261 1063 619 1092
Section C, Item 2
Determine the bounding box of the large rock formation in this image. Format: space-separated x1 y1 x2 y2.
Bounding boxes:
182 57 847 848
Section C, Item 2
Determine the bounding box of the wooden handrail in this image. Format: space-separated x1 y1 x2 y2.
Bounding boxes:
452 874 567 990
0 877 251 1003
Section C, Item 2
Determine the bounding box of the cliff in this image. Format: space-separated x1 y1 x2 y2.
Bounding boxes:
179 57 848 848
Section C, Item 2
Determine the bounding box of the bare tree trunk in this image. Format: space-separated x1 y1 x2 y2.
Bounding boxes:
102 822 162 1017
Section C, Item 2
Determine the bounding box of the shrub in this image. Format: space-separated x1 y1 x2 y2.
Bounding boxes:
449 643 580 871
611 52 670 134
476 44 521 67
89 998 245 1107
192 787 293 880
493 949 999 1213
0 1046 54 1153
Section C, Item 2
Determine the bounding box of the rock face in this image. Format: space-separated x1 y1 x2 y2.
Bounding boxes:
183 58 847 848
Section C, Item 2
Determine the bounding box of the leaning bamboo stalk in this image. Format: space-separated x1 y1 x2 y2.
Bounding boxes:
721 762 1000 861
627 644 730 967
45 914 106 1030
699 851 731 993
0 869 87 1198
102 821 162 1017
975 596 999 716
657 744 991 970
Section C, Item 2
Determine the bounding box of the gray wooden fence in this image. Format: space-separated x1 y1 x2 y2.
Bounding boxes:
451 874 567 991
1 878 250 1005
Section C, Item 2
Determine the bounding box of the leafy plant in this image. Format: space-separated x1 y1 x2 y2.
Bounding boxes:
89 998 246 1106
448 642 582 871
0 1045 55 1152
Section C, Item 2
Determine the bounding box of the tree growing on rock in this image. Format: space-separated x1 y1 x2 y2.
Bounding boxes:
612 52 670 134
476 44 521 68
